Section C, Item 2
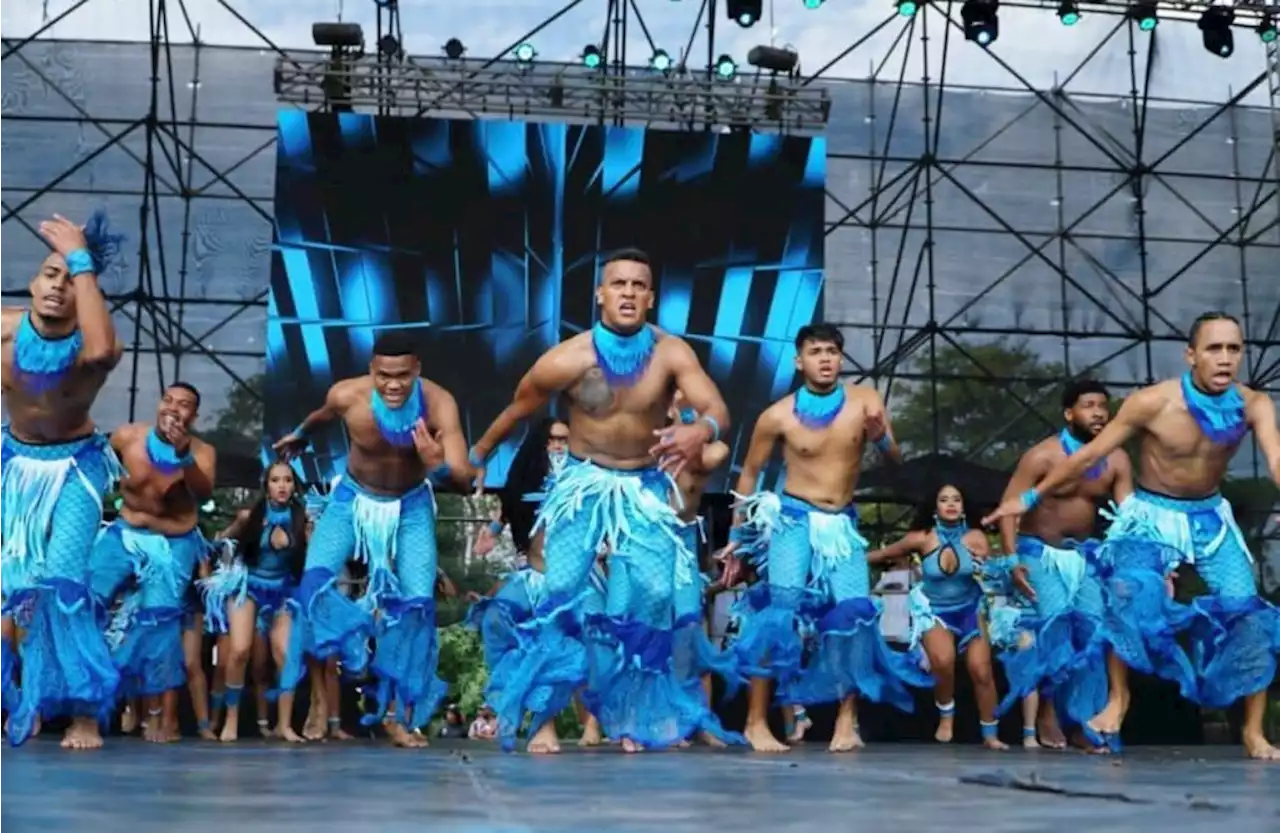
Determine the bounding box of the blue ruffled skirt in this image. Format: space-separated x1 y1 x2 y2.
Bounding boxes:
112 605 186 700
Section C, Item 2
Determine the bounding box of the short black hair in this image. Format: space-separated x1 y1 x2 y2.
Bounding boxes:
1188 311 1242 347
1062 378 1109 409
794 323 844 352
169 381 201 409
603 247 651 268
372 330 419 358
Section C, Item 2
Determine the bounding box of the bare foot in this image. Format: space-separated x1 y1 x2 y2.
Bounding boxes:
828 728 865 753
1023 732 1041 749
744 721 790 753
163 728 181 743
219 722 239 743
303 724 327 741
143 716 166 744
935 715 954 743
621 737 645 753
61 717 104 750
1038 716 1067 750
1243 732 1280 761
385 722 429 748
983 736 1009 751
329 726 354 741
120 707 139 734
278 725 307 744
198 726 218 741
303 711 325 740
696 730 727 748
788 715 812 743
255 720 271 738
676 739 692 748
527 721 561 754
578 716 603 747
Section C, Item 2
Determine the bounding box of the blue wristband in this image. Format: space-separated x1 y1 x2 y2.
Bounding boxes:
487 520 503 535
1020 489 1041 511
874 434 893 453
64 248 95 278
700 415 721 443
468 447 489 468
429 463 452 484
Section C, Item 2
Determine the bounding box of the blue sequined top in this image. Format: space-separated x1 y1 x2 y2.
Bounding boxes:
252 504 298 582
918 522 982 612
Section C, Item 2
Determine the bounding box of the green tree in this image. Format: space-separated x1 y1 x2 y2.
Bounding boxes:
889 339 1067 470
202 373 265 457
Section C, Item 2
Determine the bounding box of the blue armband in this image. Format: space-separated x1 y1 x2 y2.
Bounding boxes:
292 423 310 439
429 463 452 484
64 248 95 278
487 520 503 535
1020 489 1041 511
700 415 721 444
874 434 893 453
468 446 489 469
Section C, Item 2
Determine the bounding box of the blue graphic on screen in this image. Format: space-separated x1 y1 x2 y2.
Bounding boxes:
265 111 826 491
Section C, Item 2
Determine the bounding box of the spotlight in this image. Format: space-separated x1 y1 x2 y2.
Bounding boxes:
1056 1 1080 26
895 0 918 16
961 0 1000 47
443 37 465 60
803 0 824 8
748 45 799 74
1198 8 1234 58
1258 12 1278 44
727 0 763 27
714 54 738 80
582 44 603 69
649 49 673 72
376 34 401 60
312 22 363 49
1128 2 1157 31
513 42 536 63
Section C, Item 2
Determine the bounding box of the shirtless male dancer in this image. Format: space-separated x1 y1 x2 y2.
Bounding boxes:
993 378 1132 750
985 312 1280 760
469 247 731 754
1 213 123 749
720 323 928 753
274 331 473 747
88 383 217 745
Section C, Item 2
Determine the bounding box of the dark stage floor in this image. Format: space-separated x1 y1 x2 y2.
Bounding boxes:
3 739 1278 832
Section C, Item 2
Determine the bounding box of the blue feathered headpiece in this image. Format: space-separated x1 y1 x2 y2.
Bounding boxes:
78 208 126 274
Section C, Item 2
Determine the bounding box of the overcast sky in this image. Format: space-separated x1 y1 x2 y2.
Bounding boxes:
3 0 1272 106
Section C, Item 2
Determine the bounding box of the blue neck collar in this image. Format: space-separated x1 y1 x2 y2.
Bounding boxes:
1180 372 1246 447
146 428 192 475
793 385 845 429
591 322 656 387
1058 428 1107 481
264 502 293 550
371 382 426 448
12 313 82 392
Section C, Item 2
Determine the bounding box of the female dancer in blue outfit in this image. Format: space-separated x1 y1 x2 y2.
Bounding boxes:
1 212 124 749
201 461 308 742
469 418 607 746
867 484 1012 750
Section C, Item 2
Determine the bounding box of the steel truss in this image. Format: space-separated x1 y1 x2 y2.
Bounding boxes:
2 0 1277 488
810 1 1279 482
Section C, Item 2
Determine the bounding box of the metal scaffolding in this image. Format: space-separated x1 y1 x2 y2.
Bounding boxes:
1 0 1277 490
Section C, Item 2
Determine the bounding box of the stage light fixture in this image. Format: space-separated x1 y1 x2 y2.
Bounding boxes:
804 0 825 9
1197 7 1234 57
443 37 466 60
961 0 1000 47
895 0 918 16
1056 1 1080 25
650 49 673 72
1258 12 1278 43
513 42 536 63
312 22 363 49
727 0 763 27
748 45 800 74
582 44 603 69
714 54 738 80
1128 2 1157 31
377 34 402 60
